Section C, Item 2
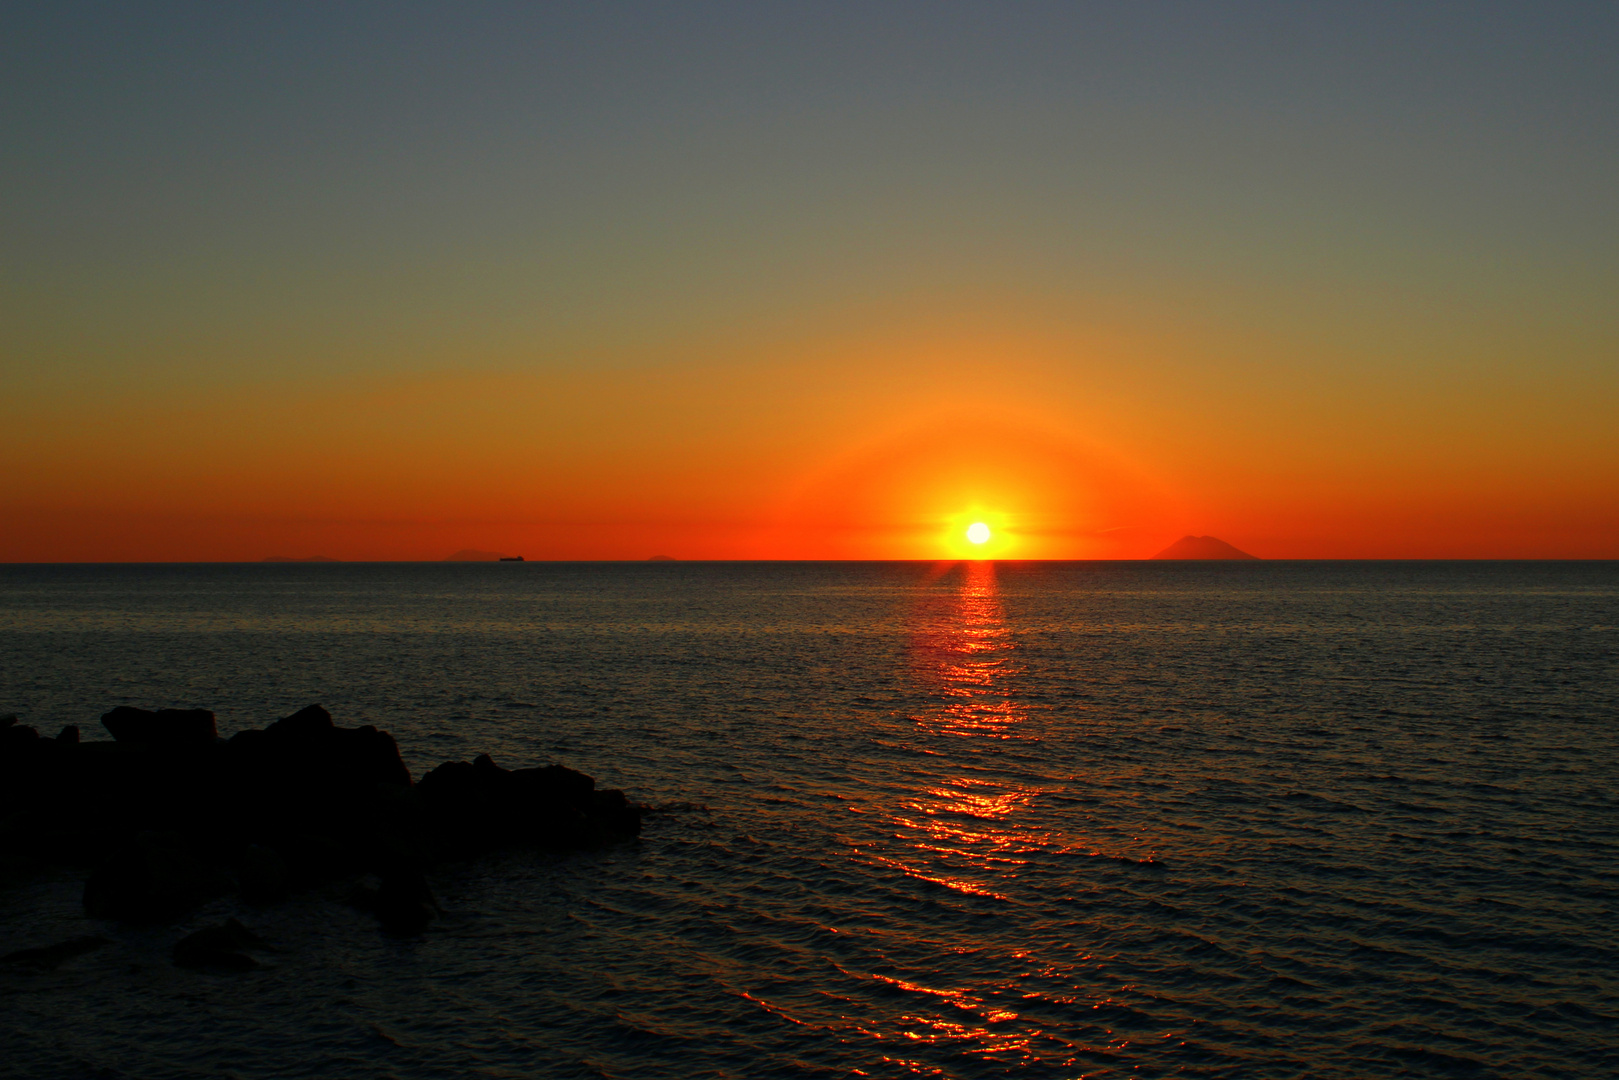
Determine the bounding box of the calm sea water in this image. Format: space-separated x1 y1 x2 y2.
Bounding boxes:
0 561 1615 1079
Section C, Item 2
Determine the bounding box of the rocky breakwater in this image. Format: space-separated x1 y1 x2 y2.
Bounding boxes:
0 706 641 935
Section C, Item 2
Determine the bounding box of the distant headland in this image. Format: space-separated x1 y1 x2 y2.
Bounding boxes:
1151 536 1259 560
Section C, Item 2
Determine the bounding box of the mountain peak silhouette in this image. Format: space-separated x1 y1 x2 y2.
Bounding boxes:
1151 535 1259 560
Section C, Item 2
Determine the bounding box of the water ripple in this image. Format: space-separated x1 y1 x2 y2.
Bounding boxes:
1 560 1616 1077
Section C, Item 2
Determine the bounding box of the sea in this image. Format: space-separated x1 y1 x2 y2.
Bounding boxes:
0 560 1614 1079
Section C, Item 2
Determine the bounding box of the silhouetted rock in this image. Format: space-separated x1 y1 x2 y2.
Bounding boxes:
415 753 632 856
1150 535 1260 560
372 859 441 936
1 720 39 749
55 725 79 744
1 700 643 932
515 761 596 807
589 787 643 839
267 702 335 738
173 918 272 970
101 706 218 748
213 707 412 888
414 759 500 847
229 703 411 797
1 935 109 971
235 844 290 903
84 832 224 922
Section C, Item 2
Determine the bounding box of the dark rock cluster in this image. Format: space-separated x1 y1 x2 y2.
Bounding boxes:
0 706 641 935
0 934 109 972
172 918 277 970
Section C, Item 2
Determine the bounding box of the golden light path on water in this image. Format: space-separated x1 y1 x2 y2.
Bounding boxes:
802 560 1165 1074
881 561 1044 1064
824 561 1056 1071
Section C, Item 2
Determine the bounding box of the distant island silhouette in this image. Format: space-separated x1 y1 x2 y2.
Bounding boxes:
444 549 511 561
262 556 340 563
648 555 677 561
1151 535 1259 560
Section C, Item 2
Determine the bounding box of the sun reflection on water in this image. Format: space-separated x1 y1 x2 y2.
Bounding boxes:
734 562 1154 1071
825 560 1076 1065
907 560 1028 741
886 560 1049 894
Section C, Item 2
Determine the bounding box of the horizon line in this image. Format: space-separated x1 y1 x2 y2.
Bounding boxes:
4 558 1617 565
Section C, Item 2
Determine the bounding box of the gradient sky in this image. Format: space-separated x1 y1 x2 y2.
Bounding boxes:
3 1 1616 560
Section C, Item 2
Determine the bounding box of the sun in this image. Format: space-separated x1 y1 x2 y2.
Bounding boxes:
941 510 1011 558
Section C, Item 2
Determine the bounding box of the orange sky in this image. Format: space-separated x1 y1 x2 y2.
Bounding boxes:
3 7 1616 560
5 313 1615 560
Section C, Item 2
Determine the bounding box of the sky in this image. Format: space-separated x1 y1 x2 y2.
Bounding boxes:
2 1 1616 560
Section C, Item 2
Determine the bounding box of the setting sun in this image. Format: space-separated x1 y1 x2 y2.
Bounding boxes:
940 510 1014 559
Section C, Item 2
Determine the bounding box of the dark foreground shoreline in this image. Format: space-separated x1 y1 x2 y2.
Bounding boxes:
0 705 642 954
